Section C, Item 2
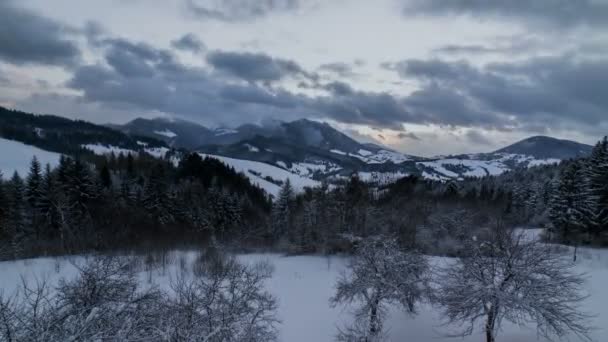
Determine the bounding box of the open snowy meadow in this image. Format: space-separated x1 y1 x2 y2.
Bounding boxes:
1 241 607 342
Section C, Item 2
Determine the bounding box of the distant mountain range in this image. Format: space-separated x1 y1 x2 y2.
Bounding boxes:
110 116 592 182
0 106 595 194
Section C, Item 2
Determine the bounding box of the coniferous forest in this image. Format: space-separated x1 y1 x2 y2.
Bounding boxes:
1 136 607 261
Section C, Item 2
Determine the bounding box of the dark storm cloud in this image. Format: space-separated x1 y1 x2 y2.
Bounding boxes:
403 0 608 28
390 55 608 133
0 1 81 67
171 33 206 53
206 50 318 83
186 0 300 21
315 83 416 129
63 34 423 128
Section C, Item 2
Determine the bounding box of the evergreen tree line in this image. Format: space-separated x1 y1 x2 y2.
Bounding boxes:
269 136 608 253
549 137 608 244
0 152 271 260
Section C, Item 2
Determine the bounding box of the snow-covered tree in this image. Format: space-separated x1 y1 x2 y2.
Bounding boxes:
0 255 279 341
162 255 279 341
436 228 591 342
550 161 594 242
587 137 608 236
331 236 428 341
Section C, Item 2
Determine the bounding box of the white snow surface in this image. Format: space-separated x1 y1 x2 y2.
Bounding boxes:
330 149 347 156
244 143 260 152
144 146 171 159
1 241 606 342
214 128 238 136
0 138 62 177
354 149 411 164
199 153 319 196
419 158 510 179
82 144 136 156
153 129 177 138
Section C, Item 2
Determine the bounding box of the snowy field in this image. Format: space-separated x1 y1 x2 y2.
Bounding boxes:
0 138 62 177
1 245 607 341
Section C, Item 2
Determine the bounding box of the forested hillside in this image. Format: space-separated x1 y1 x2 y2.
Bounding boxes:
0 106 167 156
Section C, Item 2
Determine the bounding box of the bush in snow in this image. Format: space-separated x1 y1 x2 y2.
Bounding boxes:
330 236 429 341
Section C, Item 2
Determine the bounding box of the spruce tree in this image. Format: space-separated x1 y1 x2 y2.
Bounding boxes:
26 157 44 238
6 172 28 256
549 162 593 242
272 179 294 237
142 163 175 225
587 137 608 237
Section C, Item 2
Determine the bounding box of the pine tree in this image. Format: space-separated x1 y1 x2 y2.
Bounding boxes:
271 179 294 237
549 162 593 242
6 172 28 257
26 156 43 207
586 137 608 237
0 172 7 244
26 157 44 239
142 163 175 225
39 164 61 240
99 163 112 189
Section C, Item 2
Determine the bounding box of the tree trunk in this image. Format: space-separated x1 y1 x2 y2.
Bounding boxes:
368 296 380 341
485 310 496 342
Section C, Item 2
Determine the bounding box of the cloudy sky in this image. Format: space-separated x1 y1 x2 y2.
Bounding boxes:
1 0 607 156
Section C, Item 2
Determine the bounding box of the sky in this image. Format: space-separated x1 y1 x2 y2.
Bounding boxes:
0 0 607 156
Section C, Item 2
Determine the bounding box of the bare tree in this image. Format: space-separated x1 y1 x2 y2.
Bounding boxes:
330 236 428 342
160 255 279 342
436 227 592 342
0 255 279 342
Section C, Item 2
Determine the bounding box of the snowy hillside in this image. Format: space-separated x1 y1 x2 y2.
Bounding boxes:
199 153 319 196
419 153 561 180
0 138 62 177
331 148 413 164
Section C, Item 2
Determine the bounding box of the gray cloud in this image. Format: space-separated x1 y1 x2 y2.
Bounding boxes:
432 35 554 56
171 33 206 53
391 55 608 134
186 0 300 21
206 50 317 83
465 130 491 145
398 132 421 141
403 0 608 28
318 62 357 78
0 1 81 67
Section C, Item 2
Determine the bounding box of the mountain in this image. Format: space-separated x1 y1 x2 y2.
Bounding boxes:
0 106 595 195
108 117 213 149
0 106 171 159
494 136 593 159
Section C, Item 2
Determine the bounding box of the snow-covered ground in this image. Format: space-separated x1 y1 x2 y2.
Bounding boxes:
199 153 319 196
1 242 606 341
0 138 62 177
82 143 136 156
153 129 177 138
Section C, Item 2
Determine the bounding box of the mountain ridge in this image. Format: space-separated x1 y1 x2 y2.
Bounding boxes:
0 106 594 191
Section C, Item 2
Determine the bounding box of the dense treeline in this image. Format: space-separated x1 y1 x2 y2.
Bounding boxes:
549 137 608 245
271 136 608 253
2 133 606 259
0 152 271 259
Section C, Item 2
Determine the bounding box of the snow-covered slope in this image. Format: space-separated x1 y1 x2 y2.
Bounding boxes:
419 153 561 180
199 153 319 197
0 138 62 177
